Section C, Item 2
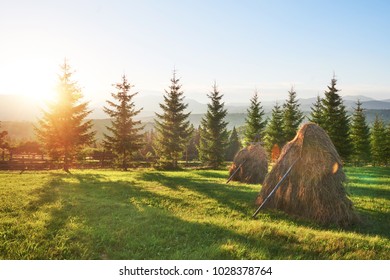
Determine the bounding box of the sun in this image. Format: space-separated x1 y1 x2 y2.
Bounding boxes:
0 58 57 104
21 64 57 103
21 81 54 105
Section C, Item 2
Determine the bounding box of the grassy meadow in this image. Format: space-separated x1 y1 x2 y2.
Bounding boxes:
0 166 389 260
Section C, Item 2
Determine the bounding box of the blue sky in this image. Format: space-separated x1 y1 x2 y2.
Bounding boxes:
0 0 389 104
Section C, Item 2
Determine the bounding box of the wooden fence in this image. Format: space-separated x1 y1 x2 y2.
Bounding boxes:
0 153 158 171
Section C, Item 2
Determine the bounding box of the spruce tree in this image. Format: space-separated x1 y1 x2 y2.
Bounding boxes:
154 71 193 169
0 122 7 148
141 129 156 161
349 100 371 166
386 123 390 166
321 76 352 160
35 60 95 172
264 103 285 153
309 94 325 126
198 82 229 169
370 115 387 166
185 125 201 162
244 90 267 145
103 75 144 170
0 123 8 161
226 126 241 161
282 86 304 142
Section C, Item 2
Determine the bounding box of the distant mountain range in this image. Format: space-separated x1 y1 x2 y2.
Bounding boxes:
0 94 389 121
2 109 390 143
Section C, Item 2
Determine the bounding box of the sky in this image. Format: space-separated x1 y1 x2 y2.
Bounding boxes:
0 0 389 105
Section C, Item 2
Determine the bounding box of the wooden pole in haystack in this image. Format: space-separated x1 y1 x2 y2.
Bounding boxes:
252 157 299 218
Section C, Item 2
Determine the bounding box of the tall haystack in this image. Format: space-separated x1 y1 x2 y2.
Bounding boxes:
255 123 359 227
229 143 268 184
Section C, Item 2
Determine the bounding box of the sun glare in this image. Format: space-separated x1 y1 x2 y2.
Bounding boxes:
1 59 56 104
332 162 339 174
21 80 54 105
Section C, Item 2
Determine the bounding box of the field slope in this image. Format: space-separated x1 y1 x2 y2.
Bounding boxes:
0 167 389 259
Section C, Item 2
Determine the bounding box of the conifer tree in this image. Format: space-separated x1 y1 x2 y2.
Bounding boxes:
282 87 304 142
140 129 156 161
0 122 7 148
103 75 144 170
226 126 241 161
198 82 228 168
370 115 387 166
321 76 352 160
309 95 325 126
244 90 267 145
0 123 8 161
349 100 371 165
35 60 95 172
386 123 390 166
185 125 200 161
154 71 193 169
264 103 285 153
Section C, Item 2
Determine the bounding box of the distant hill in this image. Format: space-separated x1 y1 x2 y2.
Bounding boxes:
360 100 390 110
2 109 389 143
90 95 208 119
0 95 42 121
226 96 390 113
1 93 389 143
342 95 375 102
0 121 36 143
1 94 390 121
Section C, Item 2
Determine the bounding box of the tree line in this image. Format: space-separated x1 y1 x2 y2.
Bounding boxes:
1 62 389 170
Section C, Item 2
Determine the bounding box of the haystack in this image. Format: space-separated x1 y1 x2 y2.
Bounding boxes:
255 123 359 227
229 143 268 184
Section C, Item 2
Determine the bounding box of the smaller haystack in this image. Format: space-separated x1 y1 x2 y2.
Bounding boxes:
228 143 268 184
255 123 359 227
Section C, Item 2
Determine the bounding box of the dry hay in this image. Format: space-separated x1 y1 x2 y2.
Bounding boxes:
229 143 268 184
255 123 359 227
271 144 281 162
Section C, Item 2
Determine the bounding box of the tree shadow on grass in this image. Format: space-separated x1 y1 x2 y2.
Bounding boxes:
345 166 390 177
26 173 67 212
137 170 390 240
195 170 227 179
136 171 259 217
139 172 183 190
38 189 318 259
344 168 390 238
349 184 390 199
22 170 390 260
23 171 323 259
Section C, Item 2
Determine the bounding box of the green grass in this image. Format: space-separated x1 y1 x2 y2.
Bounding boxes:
0 167 389 260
